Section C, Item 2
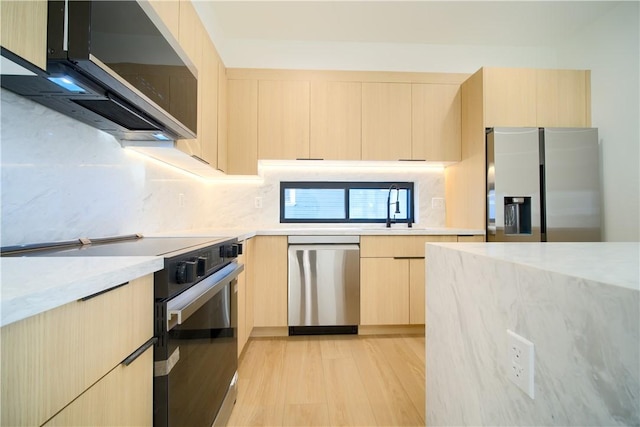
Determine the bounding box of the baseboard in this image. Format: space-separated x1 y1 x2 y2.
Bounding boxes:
250 326 289 337
358 324 425 336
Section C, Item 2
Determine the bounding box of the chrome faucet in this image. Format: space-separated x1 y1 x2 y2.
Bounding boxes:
386 184 400 228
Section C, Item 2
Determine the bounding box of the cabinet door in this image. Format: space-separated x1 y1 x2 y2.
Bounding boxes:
244 238 255 338
409 259 425 325
43 348 152 426
362 83 412 160
237 246 247 356
483 68 537 127
457 235 485 242
177 0 203 70
0 1 47 70
258 80 310 160
217 62 228 173
310 81 362 160
199 38 219 167
174 0 203 157
252 236 288 327
227 79 258 175
360 235 457 258
412 84 461 161
146 0 179 40
536 69 589 127
1 275 153 426
360 258 409 325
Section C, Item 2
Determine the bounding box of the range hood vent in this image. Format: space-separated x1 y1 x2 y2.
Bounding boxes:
1 0 197 143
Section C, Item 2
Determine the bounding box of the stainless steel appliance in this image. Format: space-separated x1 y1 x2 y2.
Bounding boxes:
487 127 601 242
1 0 196 142
288 235 360 335
1 235 242 427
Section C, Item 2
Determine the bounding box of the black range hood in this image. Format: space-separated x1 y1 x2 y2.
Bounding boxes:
1 0 197 142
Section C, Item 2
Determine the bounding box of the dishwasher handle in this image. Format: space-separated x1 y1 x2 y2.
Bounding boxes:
288 244 360 252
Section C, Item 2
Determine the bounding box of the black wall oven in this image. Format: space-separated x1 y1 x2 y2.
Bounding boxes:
154 262 242 426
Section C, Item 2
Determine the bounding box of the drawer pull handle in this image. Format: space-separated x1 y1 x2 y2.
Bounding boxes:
80 282 129 301
393 256 425 260
122 337 157 366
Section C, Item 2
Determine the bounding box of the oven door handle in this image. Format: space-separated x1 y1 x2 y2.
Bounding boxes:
166 262 244 331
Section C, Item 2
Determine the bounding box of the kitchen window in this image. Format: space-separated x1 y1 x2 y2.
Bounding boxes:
280 182 414 224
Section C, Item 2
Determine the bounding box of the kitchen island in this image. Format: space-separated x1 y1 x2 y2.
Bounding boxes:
425 242 639 426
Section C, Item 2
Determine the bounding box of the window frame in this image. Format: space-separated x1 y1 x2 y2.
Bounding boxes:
280 181 415 224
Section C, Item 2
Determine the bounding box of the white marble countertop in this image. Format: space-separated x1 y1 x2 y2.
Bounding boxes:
0 256 164 327
427 242 640 291
150 226 485 241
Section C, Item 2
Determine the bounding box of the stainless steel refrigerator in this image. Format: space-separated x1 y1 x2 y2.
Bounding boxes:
486 127 601 242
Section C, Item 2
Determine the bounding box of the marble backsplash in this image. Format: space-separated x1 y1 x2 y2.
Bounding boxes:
0 89 445 246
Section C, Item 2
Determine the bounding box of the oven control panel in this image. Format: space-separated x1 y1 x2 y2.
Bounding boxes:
156 238 241 300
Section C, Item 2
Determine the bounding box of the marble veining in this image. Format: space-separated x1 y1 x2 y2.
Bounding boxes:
426 242 640 426
1 88 447 246
1 256 164 327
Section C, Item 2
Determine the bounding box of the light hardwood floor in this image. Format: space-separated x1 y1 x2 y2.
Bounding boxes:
227 335 425 427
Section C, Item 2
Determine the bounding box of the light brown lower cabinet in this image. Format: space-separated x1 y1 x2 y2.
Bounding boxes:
360 235 458 327
252 235 288 328
44 347 153 426
237 237 255 357
360 257 410 325
0 274 154 426
409 258 426 324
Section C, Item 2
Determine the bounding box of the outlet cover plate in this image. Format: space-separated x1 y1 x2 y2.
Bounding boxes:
507 329 535 399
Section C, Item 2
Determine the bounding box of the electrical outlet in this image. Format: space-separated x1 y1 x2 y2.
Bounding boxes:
254 196 262 209
431 197 445 209
178 193 185 207
507 329 535 399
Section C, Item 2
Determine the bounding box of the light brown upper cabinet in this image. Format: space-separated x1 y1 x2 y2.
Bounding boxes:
412 83 461 161
482 67 590 128
217 62 229 173
199 38 219 167
362 83 412 160
175 0 204 158
1 1 47 70
310 81 362 160
227 80 259 175
483 68 537 127
146 0 179 40
536 69 590 127
258 80 311 160
177 0 203 70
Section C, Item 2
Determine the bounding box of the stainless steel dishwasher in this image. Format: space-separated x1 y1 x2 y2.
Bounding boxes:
288 235 360 335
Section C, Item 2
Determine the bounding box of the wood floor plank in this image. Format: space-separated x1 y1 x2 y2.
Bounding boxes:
227 404 285 427
283 338 327 404
322 357 378 426
319 335 356 360
351 337 424 426
228 335 425 427
402 334 426 365
373 336 426 421
282 403 330 426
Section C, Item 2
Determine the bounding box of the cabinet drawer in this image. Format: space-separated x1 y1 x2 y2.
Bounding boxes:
44 346 152 426
360 235 457 258
1 275 153 426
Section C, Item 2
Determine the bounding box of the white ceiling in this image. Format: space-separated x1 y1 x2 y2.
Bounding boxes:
195 1 620 60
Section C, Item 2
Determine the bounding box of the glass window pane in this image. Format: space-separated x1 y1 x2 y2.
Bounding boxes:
284 188 346 219
349 189 409 220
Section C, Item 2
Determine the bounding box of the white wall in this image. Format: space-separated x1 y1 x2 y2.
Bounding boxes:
556 2 640 241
